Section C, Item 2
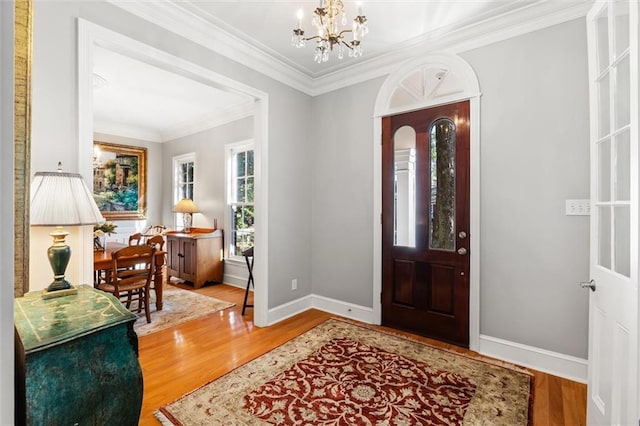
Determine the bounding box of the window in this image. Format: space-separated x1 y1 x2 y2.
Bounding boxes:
226 141 254 259
173 153 196 229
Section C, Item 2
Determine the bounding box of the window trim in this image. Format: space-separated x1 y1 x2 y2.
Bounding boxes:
173 152 196 230
225 139 254 261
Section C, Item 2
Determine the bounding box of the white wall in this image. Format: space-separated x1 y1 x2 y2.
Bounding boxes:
461 18 590 358
0 2 14 423
29 1 313 309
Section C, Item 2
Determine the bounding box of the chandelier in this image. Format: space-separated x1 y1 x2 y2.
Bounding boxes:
292 0 368 63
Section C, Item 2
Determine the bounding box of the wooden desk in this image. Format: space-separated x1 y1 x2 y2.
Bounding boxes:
94 242 166 310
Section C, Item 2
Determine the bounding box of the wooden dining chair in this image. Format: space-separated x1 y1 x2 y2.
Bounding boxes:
97 245 156 323
146 235 165 251
143 224 166 237
128 232 142 246
146 235 165 294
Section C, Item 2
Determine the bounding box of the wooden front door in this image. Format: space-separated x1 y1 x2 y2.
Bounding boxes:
382 101 471 347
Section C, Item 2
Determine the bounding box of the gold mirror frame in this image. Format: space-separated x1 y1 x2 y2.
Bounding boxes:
14 0 32 297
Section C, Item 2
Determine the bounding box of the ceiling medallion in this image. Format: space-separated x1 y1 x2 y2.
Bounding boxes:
292 0 368 64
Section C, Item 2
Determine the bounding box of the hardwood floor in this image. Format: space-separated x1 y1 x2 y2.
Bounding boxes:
138 282 586 425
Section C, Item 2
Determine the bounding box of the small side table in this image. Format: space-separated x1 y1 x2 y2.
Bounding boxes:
242 247 254 315
14 285 143 426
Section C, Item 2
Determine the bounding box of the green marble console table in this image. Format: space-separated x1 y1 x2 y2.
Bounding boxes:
14 285 143 426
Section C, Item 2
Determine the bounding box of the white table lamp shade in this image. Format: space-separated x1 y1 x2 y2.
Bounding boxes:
31 171 104 226
173 198 199 214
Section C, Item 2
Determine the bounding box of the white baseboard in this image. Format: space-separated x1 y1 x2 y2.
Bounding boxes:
479 334 588 383
267 295 313 325
267 293 374 326
267 296 587 383
310 294 375 324
222 274 249 288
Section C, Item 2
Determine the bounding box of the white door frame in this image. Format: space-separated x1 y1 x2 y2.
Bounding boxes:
372 54 482 350
77 19 270 327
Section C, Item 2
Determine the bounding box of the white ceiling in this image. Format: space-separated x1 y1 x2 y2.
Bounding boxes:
96 0 589 142
93 45 253 142
177 0 532 77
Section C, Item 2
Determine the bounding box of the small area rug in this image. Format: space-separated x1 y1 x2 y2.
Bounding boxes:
134 284 235 337
156 318 533 425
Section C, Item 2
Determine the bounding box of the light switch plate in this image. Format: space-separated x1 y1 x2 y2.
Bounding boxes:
566 199 591 216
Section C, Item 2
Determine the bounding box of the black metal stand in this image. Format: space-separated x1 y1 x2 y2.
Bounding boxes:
242 247 254 315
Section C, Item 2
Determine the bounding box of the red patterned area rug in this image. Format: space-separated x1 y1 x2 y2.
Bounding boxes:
156 318 533 425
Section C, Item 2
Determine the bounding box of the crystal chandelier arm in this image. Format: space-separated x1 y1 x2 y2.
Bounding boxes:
340 39 355 50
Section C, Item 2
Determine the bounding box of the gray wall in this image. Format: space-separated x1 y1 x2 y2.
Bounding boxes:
29 1 313 308
310 76 385 307
161 116 255 286
1 1 14 423
309 19 590 358
462 19 590 358
161 116 253 232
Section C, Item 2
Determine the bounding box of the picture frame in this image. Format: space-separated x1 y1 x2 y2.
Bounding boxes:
93 142 147 220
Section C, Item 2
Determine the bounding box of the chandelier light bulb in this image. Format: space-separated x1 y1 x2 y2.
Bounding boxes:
291 0 368 63
296 9 304 28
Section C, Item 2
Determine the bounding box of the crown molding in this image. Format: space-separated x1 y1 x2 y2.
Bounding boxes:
95 101 255 143
107 0 315 95
94 120 163 143
160 101 255 142
108 0 590 97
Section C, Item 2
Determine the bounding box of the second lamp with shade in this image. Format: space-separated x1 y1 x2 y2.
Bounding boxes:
173 198 199 233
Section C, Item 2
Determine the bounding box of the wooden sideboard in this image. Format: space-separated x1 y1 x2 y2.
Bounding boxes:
166 228 224 288
14 285 142 425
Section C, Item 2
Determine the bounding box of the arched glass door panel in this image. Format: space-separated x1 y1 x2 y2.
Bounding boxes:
393 126 416 247
429 119 456 251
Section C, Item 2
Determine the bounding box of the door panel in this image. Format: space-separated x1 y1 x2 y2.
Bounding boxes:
391 259 415 306
382 101 470 347
586 1 638 424
429 264 455 315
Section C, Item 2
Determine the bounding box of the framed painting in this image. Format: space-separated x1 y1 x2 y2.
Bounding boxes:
93 142 147 220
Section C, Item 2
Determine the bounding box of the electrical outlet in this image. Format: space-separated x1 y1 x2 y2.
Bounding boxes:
565 199 591 216
292 278 298 291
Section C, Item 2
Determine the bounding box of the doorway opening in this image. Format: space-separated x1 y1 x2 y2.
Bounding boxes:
77 19 270 326
373 55 481 349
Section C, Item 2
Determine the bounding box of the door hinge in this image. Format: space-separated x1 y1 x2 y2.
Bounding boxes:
380 213 383 224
